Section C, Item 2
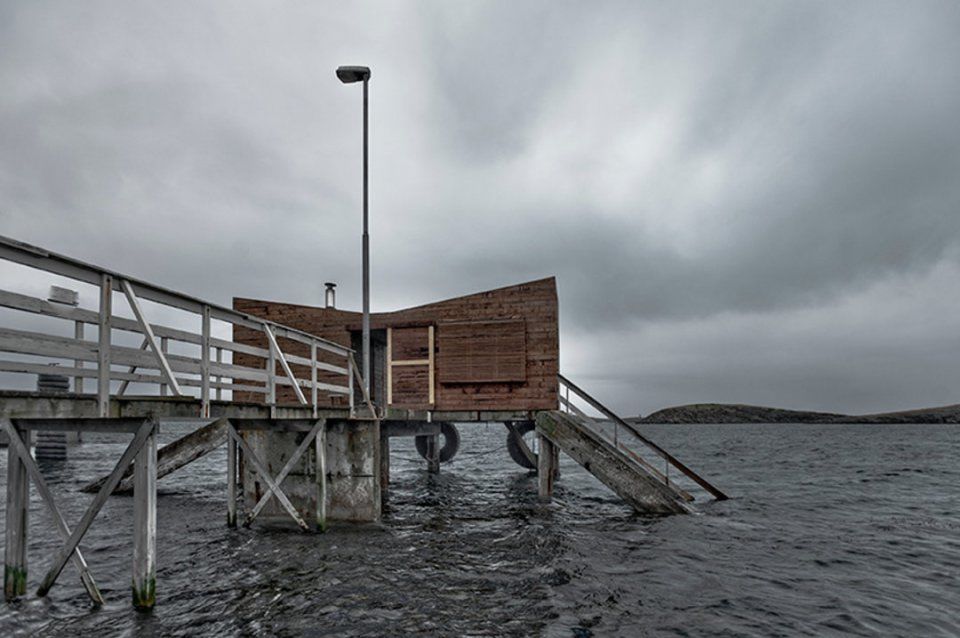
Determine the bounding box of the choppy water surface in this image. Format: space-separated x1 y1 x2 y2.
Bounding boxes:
0 422 958 637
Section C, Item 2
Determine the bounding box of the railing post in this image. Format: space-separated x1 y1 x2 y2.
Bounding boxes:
74 320 85 394
348 355 355 415
215 347 223 401
311 342 318 418
159 337 168 397
266 325 276 418
97 273 112 417
201 305 211 418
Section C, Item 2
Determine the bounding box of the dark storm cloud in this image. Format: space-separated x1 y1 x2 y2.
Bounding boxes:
2 1 960 413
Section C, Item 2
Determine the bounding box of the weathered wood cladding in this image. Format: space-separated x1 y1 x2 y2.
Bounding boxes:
232 277 559 411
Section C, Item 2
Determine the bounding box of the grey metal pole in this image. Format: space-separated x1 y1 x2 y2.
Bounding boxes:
362 78 370 397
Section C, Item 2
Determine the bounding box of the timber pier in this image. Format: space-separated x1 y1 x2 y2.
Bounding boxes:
0 234 726 611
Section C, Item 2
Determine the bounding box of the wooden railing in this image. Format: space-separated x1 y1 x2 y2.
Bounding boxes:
558 374 728 501
0 235 356 418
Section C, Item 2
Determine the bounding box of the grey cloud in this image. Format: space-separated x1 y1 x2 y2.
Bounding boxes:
2 1 960 413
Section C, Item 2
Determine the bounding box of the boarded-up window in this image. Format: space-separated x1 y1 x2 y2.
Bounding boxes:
437 320 526 383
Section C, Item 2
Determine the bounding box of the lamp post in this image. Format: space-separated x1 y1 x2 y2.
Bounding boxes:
337 65 372 397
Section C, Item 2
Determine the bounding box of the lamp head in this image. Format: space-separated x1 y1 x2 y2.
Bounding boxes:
336 66 371 83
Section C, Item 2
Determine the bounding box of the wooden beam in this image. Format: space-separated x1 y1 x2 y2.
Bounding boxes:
316 424 327 532
227 433 237 528
121 279 182 396
537 432 559 501
1 420 103 604
97 274 112 418
201 304 211 417
428 325 435 405
73 320 84 394
116 338 149 396
4 424 28 601
37 420 155 597
386 327 393 406
263 325 307 405
132 425 157 610
80 418 227 494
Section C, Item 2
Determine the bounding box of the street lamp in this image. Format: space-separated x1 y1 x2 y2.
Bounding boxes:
336 65 372 398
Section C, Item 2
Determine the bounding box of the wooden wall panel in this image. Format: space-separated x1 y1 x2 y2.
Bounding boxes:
391 326 429 361
233 277 559 411
437 320 526 383
390 366 430 407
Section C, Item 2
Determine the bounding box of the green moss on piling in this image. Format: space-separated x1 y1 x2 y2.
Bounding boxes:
132 576 156 610
4 565 27 598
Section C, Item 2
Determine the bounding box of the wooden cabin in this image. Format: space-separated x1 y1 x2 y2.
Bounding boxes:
232 277 559 415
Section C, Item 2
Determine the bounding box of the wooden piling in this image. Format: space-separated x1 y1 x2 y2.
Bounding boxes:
425 433 440 474
227 432 238 528
537 433 559 501
316 424 327 532
4 427 28 601
132 423 157 611
379 431 390 503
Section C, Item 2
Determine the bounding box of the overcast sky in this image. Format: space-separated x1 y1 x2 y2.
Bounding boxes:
3 1 960 415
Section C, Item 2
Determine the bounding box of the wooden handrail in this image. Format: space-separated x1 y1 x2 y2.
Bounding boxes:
559 374 728 501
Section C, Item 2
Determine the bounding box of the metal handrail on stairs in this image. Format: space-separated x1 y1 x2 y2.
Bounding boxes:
558 374 728 501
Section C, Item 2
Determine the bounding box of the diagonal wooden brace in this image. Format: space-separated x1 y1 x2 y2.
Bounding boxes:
263 325 307 405
1 420 103 605
37 419 156 597
228 424 310 531
243 420 324 527
121 279 182 396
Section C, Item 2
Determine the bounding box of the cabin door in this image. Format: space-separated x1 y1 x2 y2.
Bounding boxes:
387 325 435 408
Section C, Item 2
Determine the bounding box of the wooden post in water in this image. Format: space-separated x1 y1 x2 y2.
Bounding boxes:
316 423 327 532
4 426 28 600
425 433 440 474
132 421 157 611
379 430 390 502
538 433 559 501
227 428 238 528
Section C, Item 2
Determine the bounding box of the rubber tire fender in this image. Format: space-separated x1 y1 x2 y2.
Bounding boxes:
506 421 538 470
414 422 461 463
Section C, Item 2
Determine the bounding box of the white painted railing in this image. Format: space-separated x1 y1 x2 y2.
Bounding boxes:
0 235 357 418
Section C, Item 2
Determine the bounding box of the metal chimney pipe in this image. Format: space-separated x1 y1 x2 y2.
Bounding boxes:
324 282 337 309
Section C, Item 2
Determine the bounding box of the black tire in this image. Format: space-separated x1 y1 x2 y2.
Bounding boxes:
506 421 538 470
415 422 461 463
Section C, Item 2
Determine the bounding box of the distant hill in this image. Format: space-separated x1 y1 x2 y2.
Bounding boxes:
635 403 960 424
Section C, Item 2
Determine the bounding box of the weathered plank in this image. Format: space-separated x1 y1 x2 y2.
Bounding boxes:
535 411 691 515
132 426 157 610
80 418 228 494
2 420 103 604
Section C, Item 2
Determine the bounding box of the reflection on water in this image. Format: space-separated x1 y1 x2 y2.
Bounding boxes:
1 422 958 636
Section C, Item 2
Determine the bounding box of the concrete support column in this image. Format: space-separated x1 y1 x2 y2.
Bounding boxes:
132 424 157 611
4 427 28 601
538 433 559 501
